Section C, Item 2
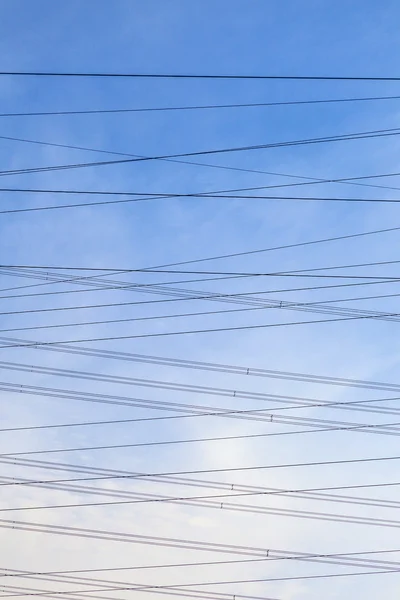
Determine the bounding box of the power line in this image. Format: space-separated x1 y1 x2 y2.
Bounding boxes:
7 465 400 529
4 452 400 489
4 71 400 80
2 358 400 420
6 551 400 600
2 515 400 570
3 259 400 273
1 255 400 302
5 459 400 519
1 277 399 320
3 333 400 395
4 298 400 336
6 131 400 197
4 567 400 600
3 94 400 118
4 376 400 441
4 191 400 215
2 126 400 180
3 334 400 393
3 469 400 514
6 415 400 461
0 311 394 346
0 223 399 294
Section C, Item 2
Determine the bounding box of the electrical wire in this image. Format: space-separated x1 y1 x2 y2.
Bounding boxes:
4 452 400 489
2 276 400 319
3 93 400 118
0 311 394 346
1 359 400 420
1 221 399 301
2 334 399 393
2 126 400 180
4 566 400 600
5 71 400 80
6 130 400 198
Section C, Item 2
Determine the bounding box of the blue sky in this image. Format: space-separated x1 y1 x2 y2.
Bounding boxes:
1 2 400 600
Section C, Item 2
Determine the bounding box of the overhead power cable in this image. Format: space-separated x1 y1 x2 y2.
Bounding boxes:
5 457 400 517
5 465 400 517
6 130 400 198
2 255 400 301
2 126 400 180
3 94 400 118
4 469 400 514
5 71 400 80
4 377 400 445
4 452 400 488
5 566 400 600
0 311 395 346
1 359 400 420
2 190 400 216
3 333 400 396
0 222 399 297
3 512 400 565
3 259 400 275
2 334 400 394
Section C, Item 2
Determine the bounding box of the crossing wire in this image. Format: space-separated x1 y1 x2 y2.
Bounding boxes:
2 125 400 180
2 93 400 118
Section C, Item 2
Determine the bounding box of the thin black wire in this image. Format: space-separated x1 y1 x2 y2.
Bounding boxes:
3 259 400 274
1 255 399 302
1 277 400 319
3 333 400 394
0 311 395 347
5 293 400 337
6 413 400 463
5 376 400 442
6 453 400 515
5 71 400 80
3 94 400 118
5 459 400 516
4 567 400 600
2 190 400 215
6 130 400 198
6 547 400 582
4 452 400 489
10 565 400 598
3 515 400 568
4 478 400 532
2 357 400 420
0 582 273 600
3 300 400 335
2 126 400 180
1 222 400 299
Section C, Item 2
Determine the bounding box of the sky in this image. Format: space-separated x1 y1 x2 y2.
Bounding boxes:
1 1 400 599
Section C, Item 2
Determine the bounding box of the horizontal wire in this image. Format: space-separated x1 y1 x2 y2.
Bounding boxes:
5 462 400 514
2 359 400 424
4 566 400 600
1 267 398 307
7 120 400 206
2 126 400 180
4 71 400 80
5 464 400 516
4 452 400 489
7 547 400 583
3 290 400 336
3 334 400 396
3 257 400 273
1 222 399 302
0 312 395 347
3 94 400 118
5 190 400 215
